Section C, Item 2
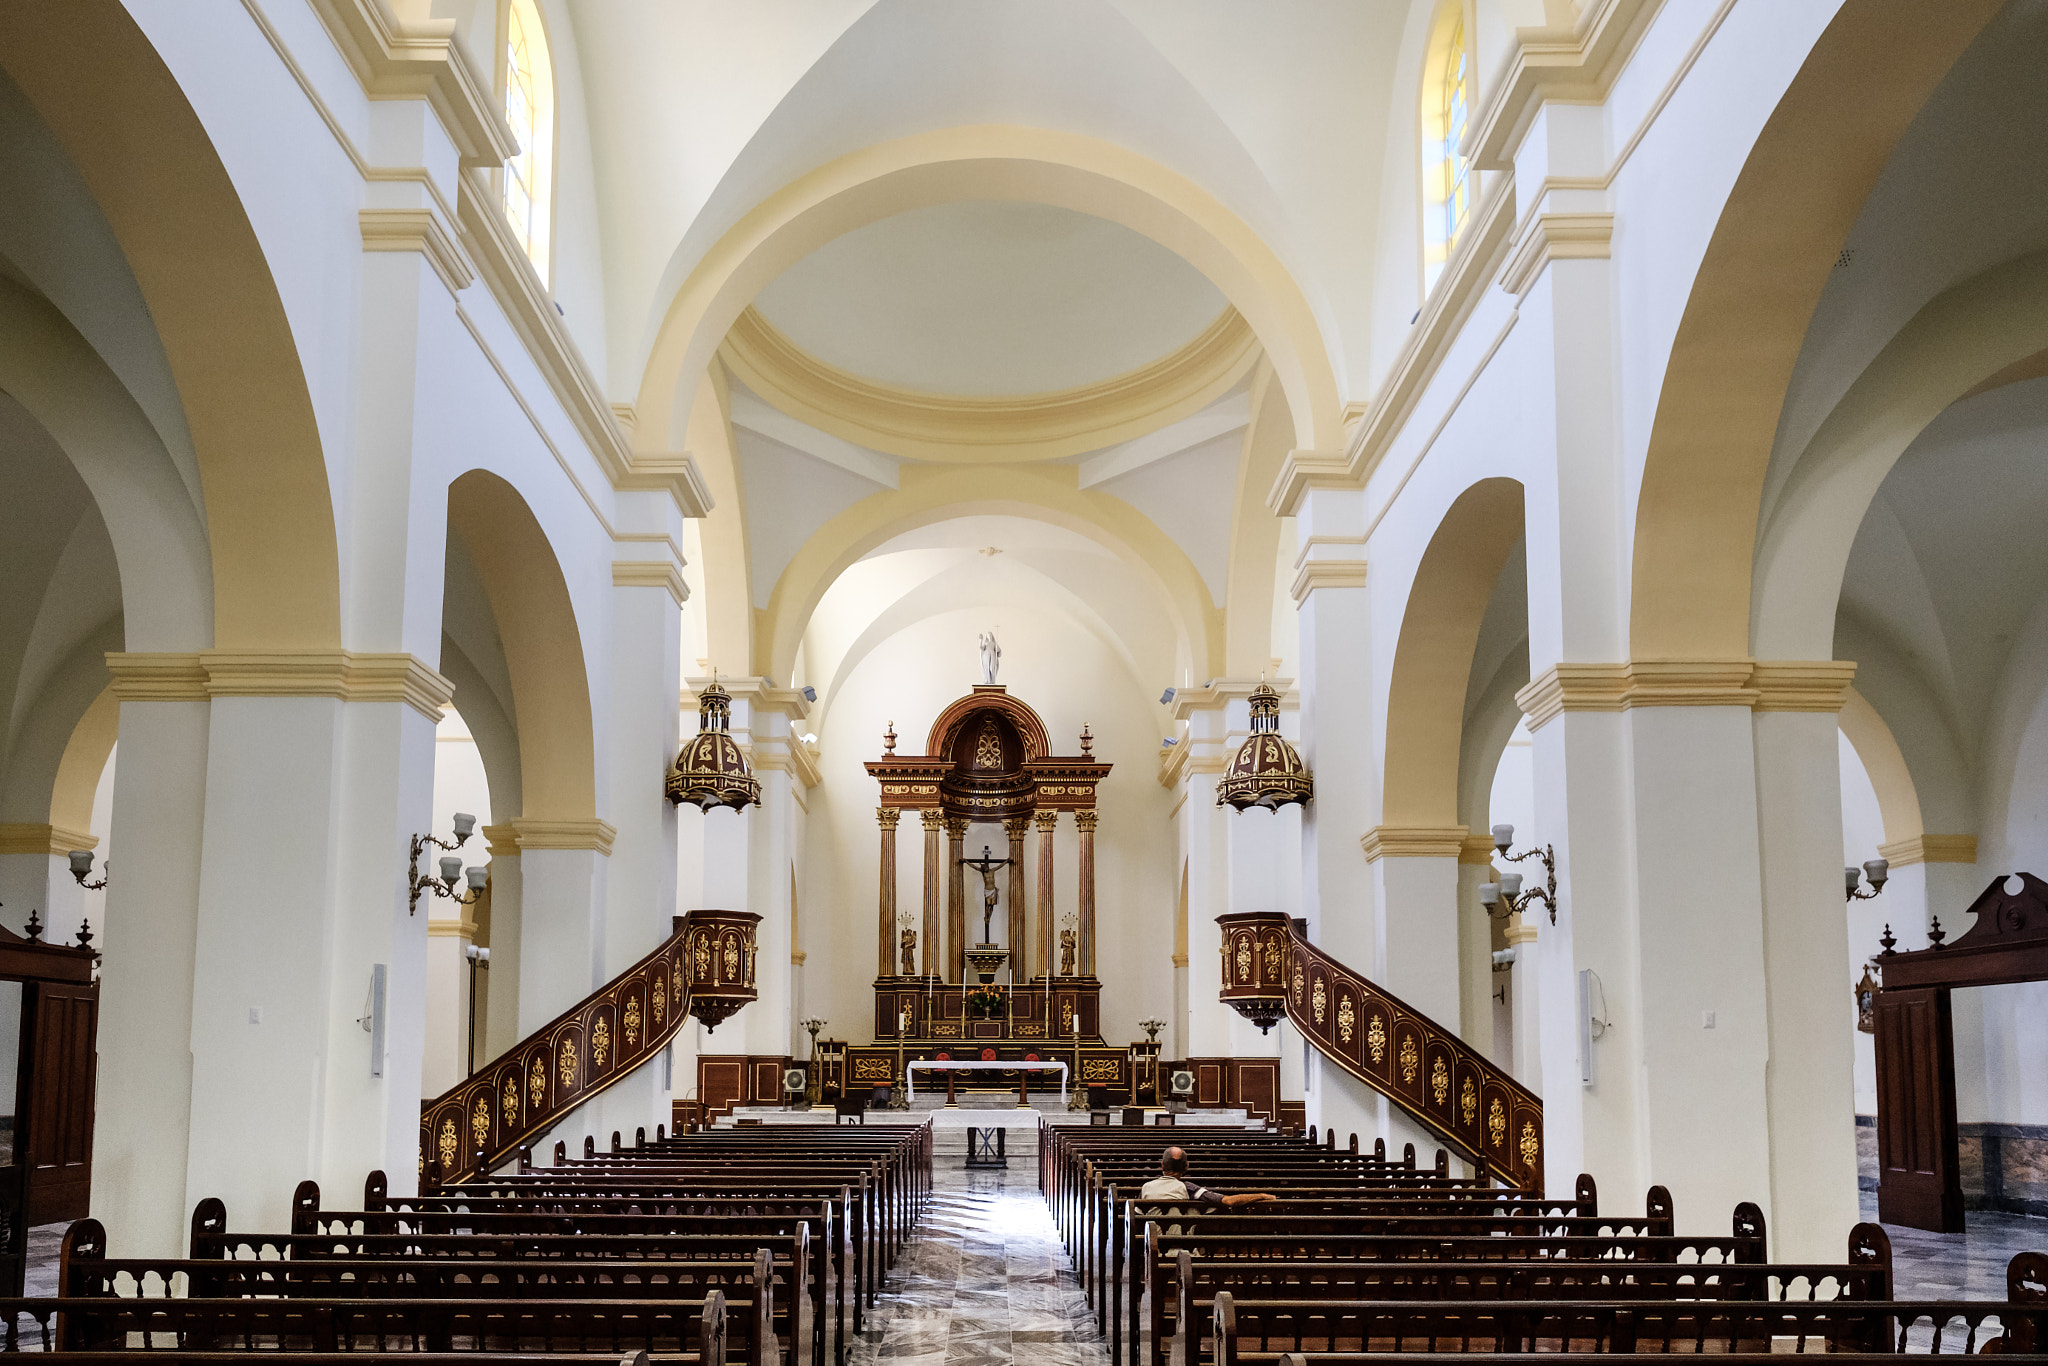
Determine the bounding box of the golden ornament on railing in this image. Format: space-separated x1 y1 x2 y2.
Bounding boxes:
666 677 762 811
1216 680 1313 812
684 907 762 1033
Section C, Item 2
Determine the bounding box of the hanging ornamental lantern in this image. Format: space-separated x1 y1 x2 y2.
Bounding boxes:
1216 681 1314 812
666 678 761 811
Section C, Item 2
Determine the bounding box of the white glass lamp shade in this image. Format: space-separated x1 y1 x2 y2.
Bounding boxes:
439 854 463 886
1491 823 1514 852
1478 883 1500 906
1499 872 1523 897
67 850 94 876
464 864 488 890
451 812 477 840
1863 859 1889 890
1845 866 1862 894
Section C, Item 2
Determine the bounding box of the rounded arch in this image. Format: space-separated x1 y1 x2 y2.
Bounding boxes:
1751 253 2048 659
446 471 595 822
758 462 1222 688
1627 0 2004 660
0 0 340 652
632 125 1344 459
1837 685 1924 851
1382 477 1525 829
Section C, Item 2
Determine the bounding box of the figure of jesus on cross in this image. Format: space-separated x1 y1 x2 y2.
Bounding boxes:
960 844 1014 943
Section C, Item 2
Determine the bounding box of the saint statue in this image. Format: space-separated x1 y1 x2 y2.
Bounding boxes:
1059 927 1077 977
978 631 1001 685
900 927 917 976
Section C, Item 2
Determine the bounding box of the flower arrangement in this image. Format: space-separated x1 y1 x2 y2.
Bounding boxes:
964 983 1008 1018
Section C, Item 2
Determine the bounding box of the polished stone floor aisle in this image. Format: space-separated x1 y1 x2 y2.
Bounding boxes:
849 1152 1111 1366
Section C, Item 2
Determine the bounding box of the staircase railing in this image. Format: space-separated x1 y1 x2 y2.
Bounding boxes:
420 908 761 1187
1217 911 1542 1190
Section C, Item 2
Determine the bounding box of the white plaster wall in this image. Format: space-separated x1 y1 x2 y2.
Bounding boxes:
1837 730 1885 1117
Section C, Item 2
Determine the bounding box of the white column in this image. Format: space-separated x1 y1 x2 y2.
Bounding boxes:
422 915 476 1096
90 687 207 1256
514 833 609 1031
479 824 522 1059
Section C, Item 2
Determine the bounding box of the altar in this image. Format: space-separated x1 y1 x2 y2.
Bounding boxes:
907 1059 1069 1103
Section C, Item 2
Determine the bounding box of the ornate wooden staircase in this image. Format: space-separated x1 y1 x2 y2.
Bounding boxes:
1217 911 1543 1190
420 907 761 1187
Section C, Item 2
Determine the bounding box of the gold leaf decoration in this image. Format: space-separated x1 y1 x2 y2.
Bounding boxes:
1311 977 1327 1025
1489 1097 1506 1149
471 1095 490 1150
1367 1013 1387 1064
624 997 642 1048
652 976 667 1026
558 1037 578 1089
1431 1056 1449 1106
1399 1033 1419 1084
1460 1076 1477 1125
1292 965 1305 1005
722 936 740 981
692 934 710 980
529 1056 546 1109
1519 1120 1540 1168
436 1117 458 1169
1336 995 1355 1045
1262 935 1282 982
1235 938 1252 984
592 1017 611 1069
502 1074 519 1127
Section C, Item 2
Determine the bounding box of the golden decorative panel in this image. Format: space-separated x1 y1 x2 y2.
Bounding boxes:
1460 1076 1477 1125
1336 995 1355 1045
652 977 667 1026
1398 1033 1419 1084
558 1036 578 1089
592 1017 611 1069
1311 977 1327 1025
1519 1120 1540 1168
1081 1059 1121 1081
932 1024 960 1037
470 1096 490 1151
1366 1013 1386 1065
624 997 642 1048
1262 934 1283 982
1430 1057 1449 1106
529 1056 546 1109
1291 965 1304 1005
853 1057 894 1080
1235 938 1252 983
436 1117 458 1169
502 1074 519 1127
1488 1096 1506 1149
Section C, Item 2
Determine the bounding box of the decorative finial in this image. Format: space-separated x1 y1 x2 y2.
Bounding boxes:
22 908 42 943
1928 916 1947 949
1079 724 1093 756
883 721 897 755
75 917 96 957
1879 923 1897 956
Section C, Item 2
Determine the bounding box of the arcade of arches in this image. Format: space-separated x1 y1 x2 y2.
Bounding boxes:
4 0 2048 1281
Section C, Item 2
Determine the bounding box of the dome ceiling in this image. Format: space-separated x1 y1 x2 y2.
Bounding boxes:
751 202 1226 397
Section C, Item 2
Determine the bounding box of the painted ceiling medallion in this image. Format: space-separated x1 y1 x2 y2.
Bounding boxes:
1216 681 1313 812
666 677 762 811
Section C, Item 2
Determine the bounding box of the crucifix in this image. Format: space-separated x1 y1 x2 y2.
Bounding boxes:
960 844 1015 943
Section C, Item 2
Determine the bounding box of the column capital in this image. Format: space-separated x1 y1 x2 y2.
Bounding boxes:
611 557 688 608
1034 808 1060 832
104 650 454 721
920 807 946 832
1289 534 1370 604
1877 834 1978 867
943 814 968 839
1359 825 1468 861
877 806 902 829
1516 659 1857 729
1460 833 1500 865
481 822 521 858
0 823 96 856
1074 809 1100 833
1002 815 1031 840
508 817 617 855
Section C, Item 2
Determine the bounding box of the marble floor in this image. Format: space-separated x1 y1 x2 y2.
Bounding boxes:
1858 1193 2048 1299
850 1152 1110 1366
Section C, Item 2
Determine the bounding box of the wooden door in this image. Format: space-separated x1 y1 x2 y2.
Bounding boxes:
1873 986 1963 1231
20 979 97 1225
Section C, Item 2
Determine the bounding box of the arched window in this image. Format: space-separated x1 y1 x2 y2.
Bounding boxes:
503 0 554 286
1420 3 1471 296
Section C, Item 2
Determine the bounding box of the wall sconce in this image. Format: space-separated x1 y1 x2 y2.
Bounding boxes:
67 850 107 891
1477 823 1557 924
1846 858 1889 901
408 812 486 916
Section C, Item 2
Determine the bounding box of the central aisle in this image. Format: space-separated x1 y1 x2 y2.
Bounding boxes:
850 1143 1112 1366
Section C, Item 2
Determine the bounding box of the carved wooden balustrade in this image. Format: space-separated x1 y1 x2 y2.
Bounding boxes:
1217 911 1542 1191
420 908 760 1188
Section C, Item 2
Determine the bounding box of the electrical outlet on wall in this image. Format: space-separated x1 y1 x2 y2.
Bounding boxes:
1701 1010 1715 1029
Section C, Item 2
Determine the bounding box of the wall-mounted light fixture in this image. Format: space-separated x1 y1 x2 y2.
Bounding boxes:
1846 858 1889 901
408 812 487 916
67 850 107 890
1477 823 1557 924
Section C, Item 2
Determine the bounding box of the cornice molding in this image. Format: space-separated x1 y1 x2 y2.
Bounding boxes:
689 676 811 722
104 651 452 720
1291 557 1370 604
1270 180 1517 515
481 823 520 859
360 208 475 294
0 823 97 857
426 917 479 939
1361 825 1472 861
508 818 617 856
1877 834 1979 868
1157 740 1191 789
1467 0 1662 173
1499 212 1614 296
718 304 1260 464
306 0 519 168
455 173 711 522
1169 678 1300 719
1516 659 1856 729
612 559 689 609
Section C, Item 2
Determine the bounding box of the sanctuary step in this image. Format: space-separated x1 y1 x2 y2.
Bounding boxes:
718 1104 1255 1130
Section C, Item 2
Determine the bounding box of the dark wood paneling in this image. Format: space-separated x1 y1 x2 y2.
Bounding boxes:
697 1058 745 1120
1874 986 1963 1231
1231 1058 1279 1123
1192 1060 1224 1107
21 980 96 1224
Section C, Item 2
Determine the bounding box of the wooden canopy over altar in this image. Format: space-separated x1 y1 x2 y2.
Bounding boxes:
863 684 1111 1049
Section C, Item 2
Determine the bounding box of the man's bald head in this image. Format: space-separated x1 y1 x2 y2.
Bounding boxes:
1160 1146 1188 1175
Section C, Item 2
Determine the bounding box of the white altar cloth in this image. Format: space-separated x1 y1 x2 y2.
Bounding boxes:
906 1059 1068 1102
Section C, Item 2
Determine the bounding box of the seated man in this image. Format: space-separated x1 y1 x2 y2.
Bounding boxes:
1138 1146 1273 1207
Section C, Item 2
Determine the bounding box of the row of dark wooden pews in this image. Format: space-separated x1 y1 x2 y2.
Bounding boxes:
0 1119 931 1366
1043 1121 2048 1361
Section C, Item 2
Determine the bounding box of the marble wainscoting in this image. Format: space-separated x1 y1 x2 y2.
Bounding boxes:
1857 1114 2048 1215
850 1155 1110 1366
